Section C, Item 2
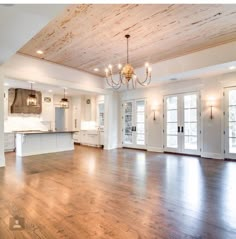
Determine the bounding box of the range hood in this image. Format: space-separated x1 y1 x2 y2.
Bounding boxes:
9 88 42 114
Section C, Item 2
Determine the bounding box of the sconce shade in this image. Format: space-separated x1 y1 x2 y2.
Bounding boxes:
151 103 158 111
207 97 216 107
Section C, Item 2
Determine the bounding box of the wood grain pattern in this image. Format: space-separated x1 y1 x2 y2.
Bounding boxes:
18 4 236 76
1 145 236 238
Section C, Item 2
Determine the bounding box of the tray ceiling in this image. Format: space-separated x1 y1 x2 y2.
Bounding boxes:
18 4 236 77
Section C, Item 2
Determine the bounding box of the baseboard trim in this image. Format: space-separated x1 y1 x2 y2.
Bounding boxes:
201 152 224 160
104 144 119 150
147 146 164 153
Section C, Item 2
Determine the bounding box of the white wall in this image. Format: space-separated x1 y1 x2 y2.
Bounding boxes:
0 73 5 167
118 72 236 159
2 54 106 94
104 92 119 150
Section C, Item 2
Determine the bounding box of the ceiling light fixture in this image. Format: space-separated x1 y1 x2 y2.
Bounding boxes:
4 83 9 86
27 82 37 106
94 68 99 72
105 34 152 89
36 50 44 55
60 88 69 108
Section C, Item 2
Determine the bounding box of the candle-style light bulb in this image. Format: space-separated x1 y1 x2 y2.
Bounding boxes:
118 64 122 70
108 64 112 69
148 67 152 72
145 62 149 68
105 68 108 77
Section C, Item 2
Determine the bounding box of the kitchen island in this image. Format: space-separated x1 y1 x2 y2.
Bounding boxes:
16 131 77 157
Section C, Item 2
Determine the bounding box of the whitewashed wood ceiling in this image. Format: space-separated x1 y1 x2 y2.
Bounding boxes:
18 4 236 76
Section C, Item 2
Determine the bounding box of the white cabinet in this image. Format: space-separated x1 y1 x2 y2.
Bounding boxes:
75 130 104 147
99 131 104 146
4 133 15 152
73 132 80 143
87 132 99 145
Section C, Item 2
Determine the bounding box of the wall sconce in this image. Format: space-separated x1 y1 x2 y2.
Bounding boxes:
207 97 216 120
151 103 158 121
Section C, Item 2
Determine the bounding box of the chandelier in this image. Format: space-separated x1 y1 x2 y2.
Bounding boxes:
27 82 37 106
105 34 152 89
60 88 69 108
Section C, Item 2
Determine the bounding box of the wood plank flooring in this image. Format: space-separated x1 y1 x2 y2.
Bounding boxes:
0 145 236 239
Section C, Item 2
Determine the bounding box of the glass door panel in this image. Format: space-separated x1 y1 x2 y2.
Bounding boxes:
136 100 145 145
124 102 133 144
166 96 178 149
183 94 198 151
225 89 236 159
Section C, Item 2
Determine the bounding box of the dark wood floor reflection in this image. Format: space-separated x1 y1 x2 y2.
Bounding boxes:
0 145 236 239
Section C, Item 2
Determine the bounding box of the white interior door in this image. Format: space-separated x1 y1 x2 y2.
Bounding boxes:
225 88 236 159
123 99 146 149
164 92 200 155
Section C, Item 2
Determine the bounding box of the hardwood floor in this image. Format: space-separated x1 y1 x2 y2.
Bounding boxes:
0 145 236 239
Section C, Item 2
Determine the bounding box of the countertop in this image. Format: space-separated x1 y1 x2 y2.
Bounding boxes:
14 130 79 135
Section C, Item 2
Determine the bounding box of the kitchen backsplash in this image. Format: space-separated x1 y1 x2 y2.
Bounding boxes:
4 116 48 132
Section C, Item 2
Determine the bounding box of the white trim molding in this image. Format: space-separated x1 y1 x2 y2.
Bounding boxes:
201 152 224 160
147 146 164 153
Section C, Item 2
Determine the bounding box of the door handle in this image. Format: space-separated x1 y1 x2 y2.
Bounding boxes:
132 126 136 132
178 126 180 133
181 126 184 133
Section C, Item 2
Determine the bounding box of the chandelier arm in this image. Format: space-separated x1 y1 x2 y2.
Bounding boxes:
136 73 151 86
132 77 136 89
106 74 121 86
136 78 150 86
110 72 122 86
106 76 122 89
111 79 122 89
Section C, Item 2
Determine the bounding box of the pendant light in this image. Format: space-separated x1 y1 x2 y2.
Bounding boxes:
105 34 152 89
27 82 37 106
60 88 69 108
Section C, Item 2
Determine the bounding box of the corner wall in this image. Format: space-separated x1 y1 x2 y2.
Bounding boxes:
0 73 5 167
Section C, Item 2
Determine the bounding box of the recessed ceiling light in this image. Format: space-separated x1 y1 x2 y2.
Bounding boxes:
4 83 9 86
48 90 53 93
94 68 99 72
229 66 236 70
36 50 44 55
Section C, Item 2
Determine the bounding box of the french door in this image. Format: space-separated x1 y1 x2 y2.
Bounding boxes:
122 99 146 149
224 87 236 159
164 92 200 155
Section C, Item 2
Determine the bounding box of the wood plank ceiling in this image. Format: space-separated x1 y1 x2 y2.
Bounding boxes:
18 4 236 76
